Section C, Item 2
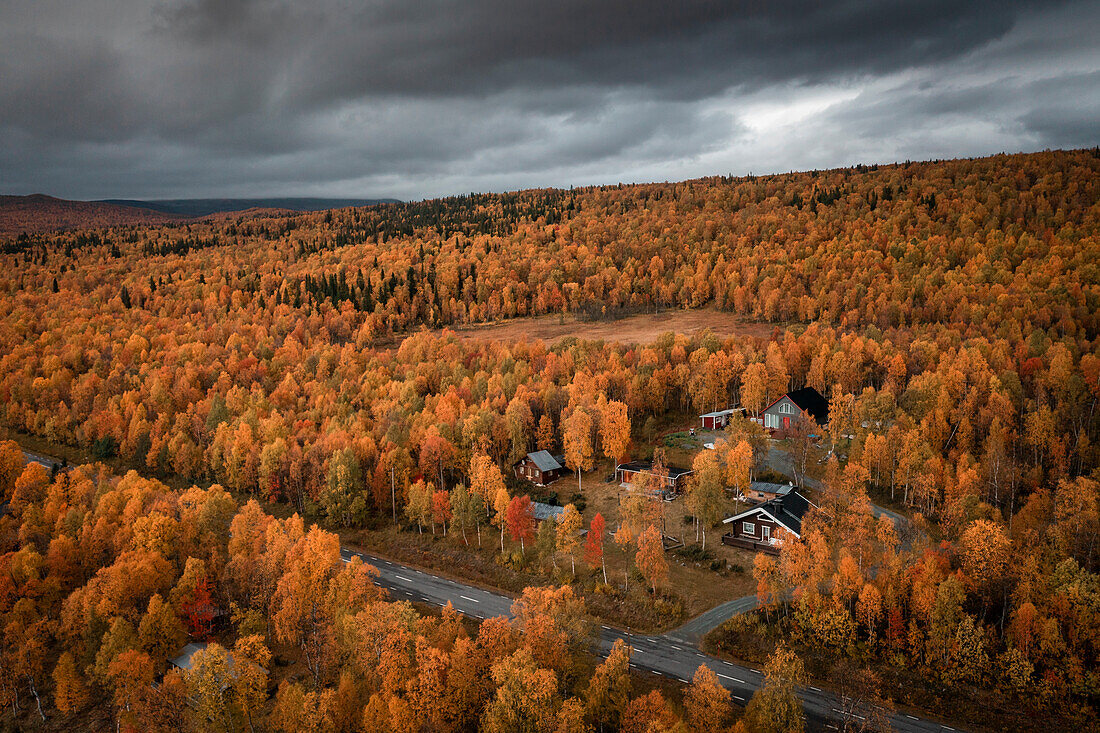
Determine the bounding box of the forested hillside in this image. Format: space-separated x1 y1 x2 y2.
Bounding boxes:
0 149 1098 730
0 195 184 237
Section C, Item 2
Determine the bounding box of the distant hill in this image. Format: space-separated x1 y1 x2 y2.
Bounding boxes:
98 197 401 218
0 194 184 237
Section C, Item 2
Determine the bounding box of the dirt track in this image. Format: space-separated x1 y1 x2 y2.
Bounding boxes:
442 308 778 345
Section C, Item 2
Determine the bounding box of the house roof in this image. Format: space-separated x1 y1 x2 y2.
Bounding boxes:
749 481 793 497
764 387 829 425
169 642 262 687
723 489 813 536
526 450 563 472
786 387 829 424
615 460 693 479
532 501 565 522
700 408 739 418
170 642 225 672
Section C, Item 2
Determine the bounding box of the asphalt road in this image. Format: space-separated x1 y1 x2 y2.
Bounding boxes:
15 445 958 731
21 449 66 472
340 547 965 733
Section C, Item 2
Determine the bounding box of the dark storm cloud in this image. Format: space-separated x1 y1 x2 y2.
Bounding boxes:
0 0 1096 199
156 0 1026 99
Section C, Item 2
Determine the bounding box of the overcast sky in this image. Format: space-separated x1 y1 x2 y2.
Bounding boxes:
1 0 1097 201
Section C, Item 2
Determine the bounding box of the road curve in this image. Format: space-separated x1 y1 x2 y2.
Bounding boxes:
13 446 958 732
341 547 964 733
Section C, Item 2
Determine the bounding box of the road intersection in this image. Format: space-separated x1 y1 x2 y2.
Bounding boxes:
340 546 964 733
16 445 960 731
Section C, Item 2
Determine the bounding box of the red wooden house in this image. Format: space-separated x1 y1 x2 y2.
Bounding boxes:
761 387 829 435
513 451 566 486
721 489 813 554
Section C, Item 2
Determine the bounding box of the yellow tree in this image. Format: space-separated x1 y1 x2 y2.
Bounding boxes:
492 485 511 553
404 479 433 534
563 409 594 495
0 440 24 502
753 553 784 622
270 680 334 733
470 452 506 546
827 384 856 455
536 414 556 452
584 638 632 730
482 648 559 733
556 503 583 576
53 652 90 714
741 363 768 417
272 528 375 686
556 698 590 733
635 525 668 594
959 518 1011 616
107 649 156 730
505 396 534 464
186 643 234 732
322 447 364 528
613 522 635 590
686 448 726 550
744 643 806 733
857 583 884 639
137 593 187 664
684 664 732 733
232 635 271 733
599 400 631 465
450 483 480 546
724 439 753 498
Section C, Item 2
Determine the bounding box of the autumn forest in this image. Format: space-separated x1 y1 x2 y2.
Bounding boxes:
0 148 1098 732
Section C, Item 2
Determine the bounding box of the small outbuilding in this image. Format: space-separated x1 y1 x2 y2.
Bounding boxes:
531 501 565 524
699 408 743 430
169 642 211 673
615 460 693 496
169 642 249 677
742 481 795 504
513 451 566 486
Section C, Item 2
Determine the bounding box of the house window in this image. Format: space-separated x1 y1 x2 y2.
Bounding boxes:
762 525 772 542
780 402 792 414
742 521 755 536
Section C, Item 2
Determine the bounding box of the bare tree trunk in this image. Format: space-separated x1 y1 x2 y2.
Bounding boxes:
28 679 44 722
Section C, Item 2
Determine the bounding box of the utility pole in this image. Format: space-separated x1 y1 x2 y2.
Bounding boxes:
391 465 396 525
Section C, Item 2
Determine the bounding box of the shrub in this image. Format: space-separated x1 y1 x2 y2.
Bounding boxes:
673 544 714 562
92 436 118 460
